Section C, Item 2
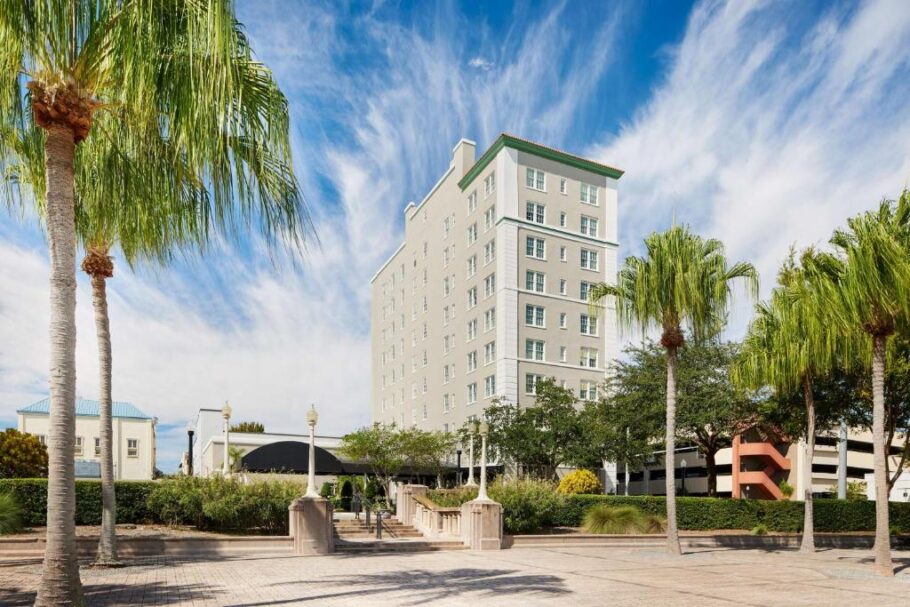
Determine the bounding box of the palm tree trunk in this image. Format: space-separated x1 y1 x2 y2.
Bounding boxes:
35 125 83 606
665 345 682 555
91 272 118 565
871 335 893 576
800 374 815 553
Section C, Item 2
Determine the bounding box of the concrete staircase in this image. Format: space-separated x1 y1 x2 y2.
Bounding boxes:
332 517 465 553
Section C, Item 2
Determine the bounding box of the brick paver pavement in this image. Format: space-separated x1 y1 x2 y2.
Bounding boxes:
1 546 907 606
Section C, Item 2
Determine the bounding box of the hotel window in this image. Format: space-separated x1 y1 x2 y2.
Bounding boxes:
423 377 427 393
74 436 83 456
423 323 428 339
560 246 567 262
127 439 138 458
580 248 599 270
526 270 545 293
467 255 477 278
423 268 428 285
581 313 598 336
422 404 428 420
443 217 451 238
526 202 545 224
484 240 496 264
580 216 599 237
467 383 478 404
423 350 428 366
443 246 450 267
484 206 496 230
412 383 418 400
484 308 496 332
483 172 495 197
580 381 598 401
580 281 592 301
94 437 100 455
443 335 451 353
559 212 566 227
423 296 428 312
560 346 567 362
468 190 477 213
559 313 567 329
467 223 478 245
580 183 599 205
467 287 478 309
580 347 598 368
484 375 496 397
444 365 451 383
525 374 544 395
423 241 428 258
525 304 545 327
467 319 478 341
560 178 568 194
467 351 478 372
526 167 546 191
559 279 567 295
484 341 496 364
443 277 451 296
443 394 450 414
525 339 545 361
526 236 545 259
411 330 417 346
484 274 496 298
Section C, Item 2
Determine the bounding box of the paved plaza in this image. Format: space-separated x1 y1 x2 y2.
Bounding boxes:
1 546 908 606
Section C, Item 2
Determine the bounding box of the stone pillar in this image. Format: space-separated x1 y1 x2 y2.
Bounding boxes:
461 498 502 550
395 484 428 525
288 496 334 555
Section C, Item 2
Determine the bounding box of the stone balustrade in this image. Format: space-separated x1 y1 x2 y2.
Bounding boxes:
412 499 462 540
396 483 502 550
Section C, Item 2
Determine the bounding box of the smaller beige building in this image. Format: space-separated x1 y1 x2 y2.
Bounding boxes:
17 397 157 481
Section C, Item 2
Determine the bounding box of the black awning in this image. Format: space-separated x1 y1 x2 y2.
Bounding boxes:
241 440 345 474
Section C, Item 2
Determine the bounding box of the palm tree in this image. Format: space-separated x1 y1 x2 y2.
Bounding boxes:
801 190 910 576
735 253 850 553
589 225 758 554
1 3 305 602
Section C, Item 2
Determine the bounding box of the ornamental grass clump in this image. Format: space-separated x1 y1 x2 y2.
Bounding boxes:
557 469 602 495
0 492 23 535
582 504 667 534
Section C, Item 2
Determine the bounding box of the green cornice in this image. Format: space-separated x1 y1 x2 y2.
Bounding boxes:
458 134 624 191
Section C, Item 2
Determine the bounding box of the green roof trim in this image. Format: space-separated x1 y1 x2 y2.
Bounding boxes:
458 134 624 191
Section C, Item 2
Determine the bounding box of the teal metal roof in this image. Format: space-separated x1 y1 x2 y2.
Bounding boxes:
17 397 152 420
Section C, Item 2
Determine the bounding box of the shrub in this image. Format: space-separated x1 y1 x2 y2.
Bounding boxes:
488 478 564 534
558 470 602 495
0 429 48 478
427 486 478 507
0 479 156 526
751 524 768 535
778 480 794 499
0 492 23 534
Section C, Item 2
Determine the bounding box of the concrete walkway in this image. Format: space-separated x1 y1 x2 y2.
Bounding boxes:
1 546 907 606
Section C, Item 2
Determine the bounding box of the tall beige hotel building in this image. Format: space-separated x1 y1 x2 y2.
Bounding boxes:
371 134 623 433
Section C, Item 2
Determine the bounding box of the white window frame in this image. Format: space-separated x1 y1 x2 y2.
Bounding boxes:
484 206 496 231
580 183 599 205
467 350 477 372
483 172 496 197
526 236 546 260
467 255 477 278
467 287 477 309
484 308 496 332
580 248 599 271
525 201 545 225
526 167 546 192
127 438 139 458
580 215 599 237
580 347 599 368
559 312 567 329
484 240 496 265
467 223 478 245
467 190 477 214
525 270 545 293
483 273 496 298
484 375 496 398
484 341 496 365
525 304 545 328
560 178 568 195
467 319 478 341
467 383 478 404
581 313 598 336
525 339 545 361
525 374 544 395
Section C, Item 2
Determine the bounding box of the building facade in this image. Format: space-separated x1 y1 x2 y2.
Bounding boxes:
371 134 623 434
17 397 157 480
620 427 908 501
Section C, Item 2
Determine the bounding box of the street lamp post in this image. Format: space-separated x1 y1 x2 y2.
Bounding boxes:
187 421 196 477
221 402 232 478
680 459 688 496
466 421 477 486
456 448 462 486
305 404 320 498
478 421 490 501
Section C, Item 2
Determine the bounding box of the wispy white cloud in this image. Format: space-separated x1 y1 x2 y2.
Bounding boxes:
593 0 910 333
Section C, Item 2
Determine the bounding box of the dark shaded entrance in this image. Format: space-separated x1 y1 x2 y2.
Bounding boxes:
241 440 345 474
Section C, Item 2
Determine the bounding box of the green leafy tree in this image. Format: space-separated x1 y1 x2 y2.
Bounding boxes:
600 340 755 497
338 424 408 510
735 251 850 553
1 0 305 582
231 422 266 434
0 429 49 478
590 225 758 555
801 190 910 576
484 379 584 480
400 427 455 484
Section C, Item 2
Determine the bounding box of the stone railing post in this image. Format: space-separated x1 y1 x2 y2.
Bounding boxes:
288 496 334 555
395 484 428 526
460 497 503 550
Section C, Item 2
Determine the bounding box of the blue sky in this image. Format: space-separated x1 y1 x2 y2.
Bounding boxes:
2 0 909 472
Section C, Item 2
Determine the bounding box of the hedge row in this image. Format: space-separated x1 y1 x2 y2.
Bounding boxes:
0 479 156 526
553 495 910 532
